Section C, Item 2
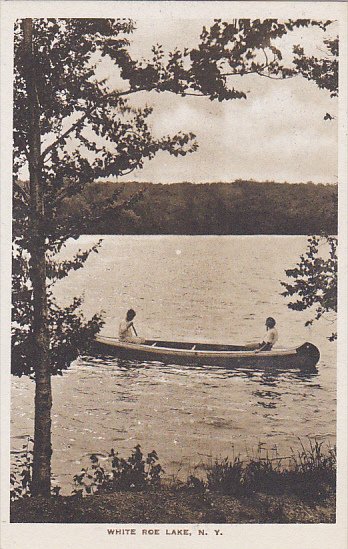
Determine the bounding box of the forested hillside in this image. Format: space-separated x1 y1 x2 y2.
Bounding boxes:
57 180 337 235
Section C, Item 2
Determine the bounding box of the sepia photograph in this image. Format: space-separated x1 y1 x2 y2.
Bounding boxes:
1 2 347 549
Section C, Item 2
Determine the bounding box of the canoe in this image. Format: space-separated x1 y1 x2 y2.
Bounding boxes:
93 336 320 370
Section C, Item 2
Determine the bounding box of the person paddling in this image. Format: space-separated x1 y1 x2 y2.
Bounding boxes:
245 317 278 351
119 309 144 343
256 317 278 352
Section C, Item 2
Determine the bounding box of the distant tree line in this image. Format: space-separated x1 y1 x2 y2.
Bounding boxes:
56 180 337 235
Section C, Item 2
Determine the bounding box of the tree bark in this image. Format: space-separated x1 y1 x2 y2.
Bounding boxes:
22 19 52 497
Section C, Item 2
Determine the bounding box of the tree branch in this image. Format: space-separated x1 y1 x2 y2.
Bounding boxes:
118 165 138 177
262 47 269 67
179 92 206 97
40 87 147 162
222 70 298 81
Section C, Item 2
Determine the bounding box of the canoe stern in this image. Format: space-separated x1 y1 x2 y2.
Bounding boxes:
296 342 320 368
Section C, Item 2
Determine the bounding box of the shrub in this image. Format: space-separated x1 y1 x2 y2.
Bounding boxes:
207 457 245 496
186 475 206 493
10 436 61 500
72 445 164 497
10 437 34 501
243 458 284 495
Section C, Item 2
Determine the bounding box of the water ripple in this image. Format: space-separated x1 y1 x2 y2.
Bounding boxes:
10 235 336 493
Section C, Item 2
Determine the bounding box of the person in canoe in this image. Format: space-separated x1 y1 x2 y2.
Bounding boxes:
245 317 278 351
119 309 145 343
256 317 278 352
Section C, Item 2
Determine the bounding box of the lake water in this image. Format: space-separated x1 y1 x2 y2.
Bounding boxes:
11 236 336 493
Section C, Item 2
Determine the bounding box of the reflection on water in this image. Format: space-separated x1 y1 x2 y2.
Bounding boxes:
85 353 319 385
11 236 336 492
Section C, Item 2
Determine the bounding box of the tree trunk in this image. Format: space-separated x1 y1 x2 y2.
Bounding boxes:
22 19 52 497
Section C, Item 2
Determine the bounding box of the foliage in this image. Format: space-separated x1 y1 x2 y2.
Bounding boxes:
10 437 61 500
206 457 246 496
186 474 206 493
292 35 338 121
285 439 336 500
12 246 104 376
58 180 337 235
10 437 34 501
14 18 199 185
200 439 336 501
72 440 334 502
280 27 338 337
111 18 332 99
72 445 163 496
291 439 336 478
281 235 337 340
293 37 338 99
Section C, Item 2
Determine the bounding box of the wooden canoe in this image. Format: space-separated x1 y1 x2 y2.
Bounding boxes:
93 336 320 370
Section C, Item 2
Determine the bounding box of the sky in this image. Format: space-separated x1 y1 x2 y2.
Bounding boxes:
131 19 337 183
104 18 337 185
38 18 338 186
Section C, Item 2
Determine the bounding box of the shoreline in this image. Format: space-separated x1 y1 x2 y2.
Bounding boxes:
11 442 336 524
